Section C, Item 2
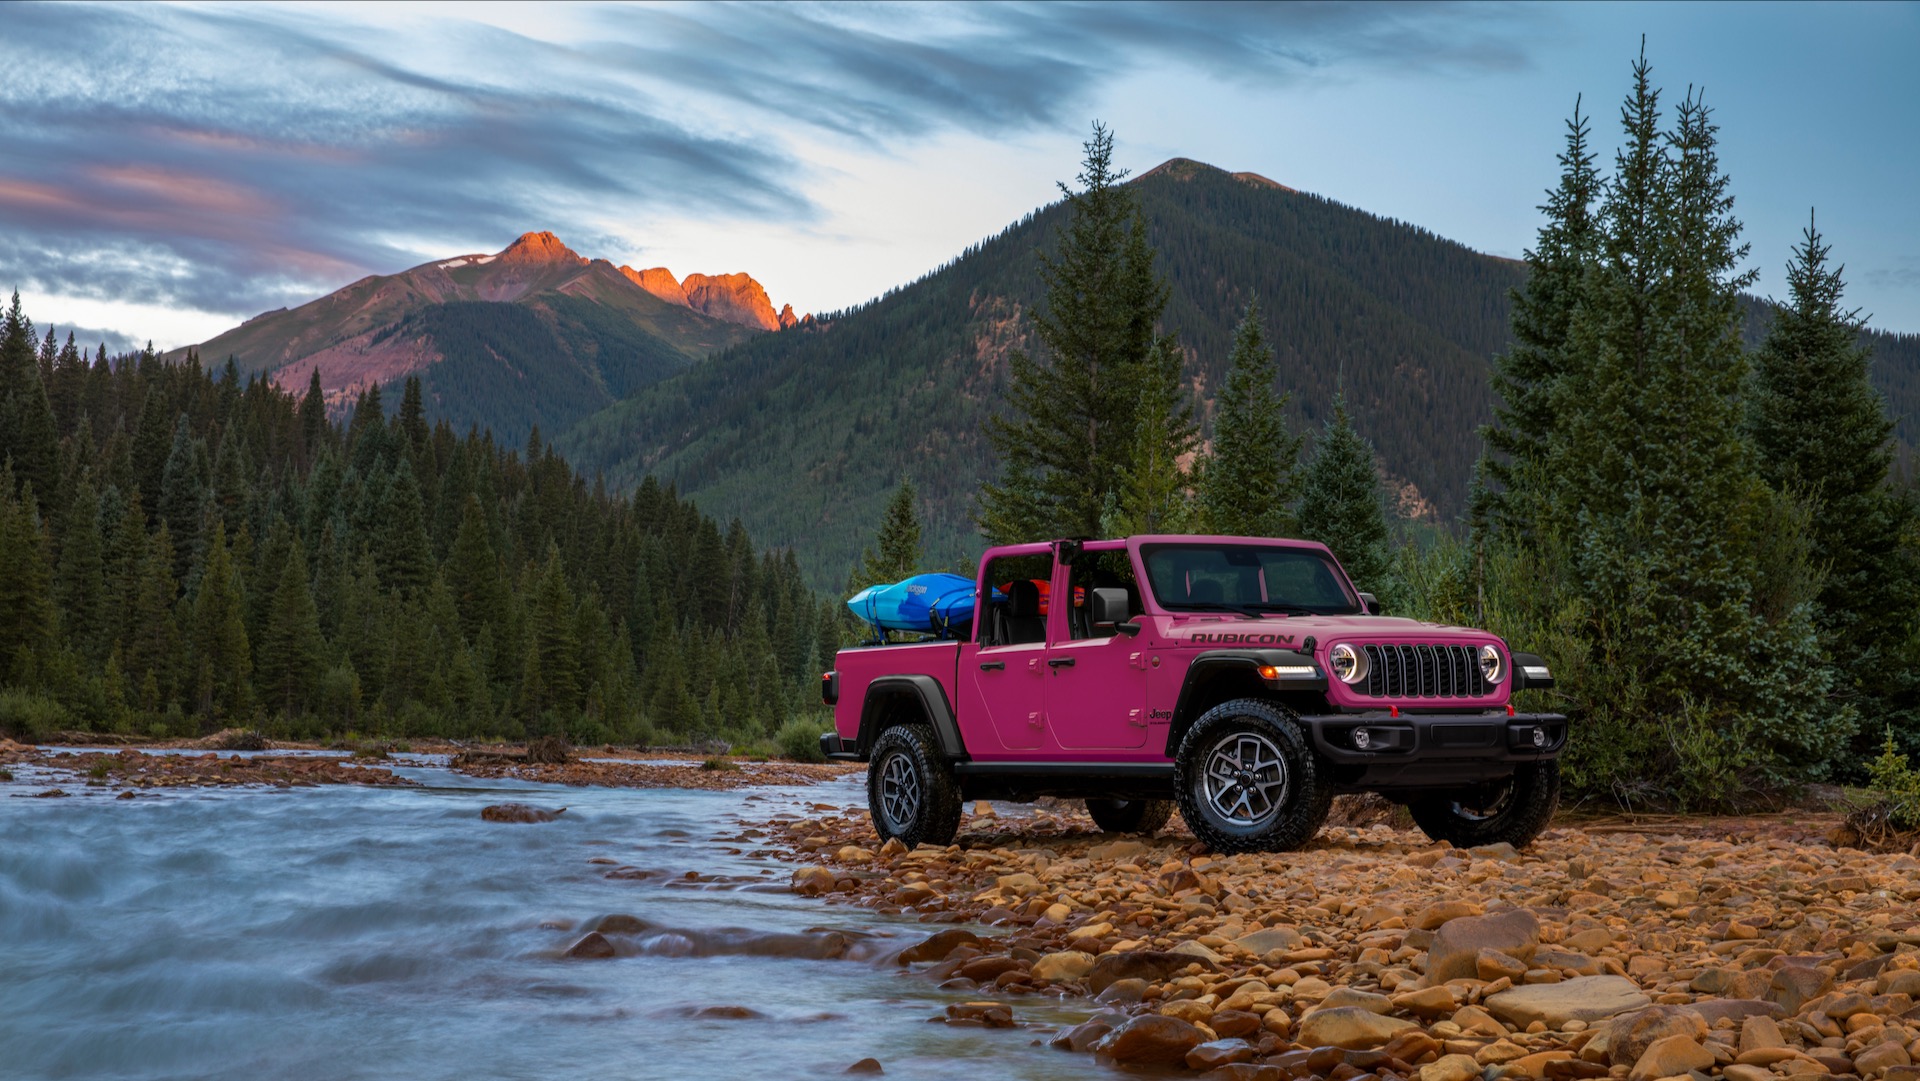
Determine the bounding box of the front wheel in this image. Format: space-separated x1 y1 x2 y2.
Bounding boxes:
1407 760 1560 849
1173 699 1332 853
866 725 962 848
1085 797 1174 835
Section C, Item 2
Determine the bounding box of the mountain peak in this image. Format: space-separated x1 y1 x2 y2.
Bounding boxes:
498 231 586 265
1139 157 1294 192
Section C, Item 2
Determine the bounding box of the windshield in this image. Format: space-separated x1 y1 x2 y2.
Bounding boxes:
1140 543 1360 615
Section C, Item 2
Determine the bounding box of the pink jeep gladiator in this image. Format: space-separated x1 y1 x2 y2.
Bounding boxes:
822 536 1565 853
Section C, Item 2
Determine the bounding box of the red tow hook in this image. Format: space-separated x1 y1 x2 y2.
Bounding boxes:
1389 706 1398 718
1507 704 1516 717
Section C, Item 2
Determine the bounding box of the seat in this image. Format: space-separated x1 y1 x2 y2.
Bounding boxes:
1189 579 1224 605
1001 580 1046 644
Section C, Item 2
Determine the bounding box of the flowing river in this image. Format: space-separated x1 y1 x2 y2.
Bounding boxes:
0 756 1101 1081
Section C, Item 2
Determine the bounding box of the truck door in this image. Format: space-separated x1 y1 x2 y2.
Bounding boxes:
961 554 1053 752
1043 547 1150 750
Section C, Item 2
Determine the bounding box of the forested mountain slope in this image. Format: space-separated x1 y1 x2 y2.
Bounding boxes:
170 232 779 446
559 159 1920 587
556 159 1531 584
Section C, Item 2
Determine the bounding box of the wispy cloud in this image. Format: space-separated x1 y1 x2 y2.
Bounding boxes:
0 1 1542 330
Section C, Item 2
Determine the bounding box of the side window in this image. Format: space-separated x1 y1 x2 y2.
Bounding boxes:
978 554 1053 647
1067 551 1141 641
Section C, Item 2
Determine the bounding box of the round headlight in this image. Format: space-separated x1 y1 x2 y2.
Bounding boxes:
1330 643 1368 685
1478 644 1504 684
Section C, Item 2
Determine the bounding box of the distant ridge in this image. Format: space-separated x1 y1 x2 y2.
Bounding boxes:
173 232 807 443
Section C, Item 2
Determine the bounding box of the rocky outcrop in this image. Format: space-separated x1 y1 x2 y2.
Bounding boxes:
496 231 586 266
778 303 799 329
683 272 781 331
620 266 690 307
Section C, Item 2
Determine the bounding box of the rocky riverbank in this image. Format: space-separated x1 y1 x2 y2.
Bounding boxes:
760 801 1920 1081
448 756 861 791
3 745 415 793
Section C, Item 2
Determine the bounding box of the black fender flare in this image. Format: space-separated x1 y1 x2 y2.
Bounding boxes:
858 675 967 760
1165 649 1326 756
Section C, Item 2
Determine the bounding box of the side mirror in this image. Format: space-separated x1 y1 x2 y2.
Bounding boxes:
1358 592 1382 615
1091 587 1131 628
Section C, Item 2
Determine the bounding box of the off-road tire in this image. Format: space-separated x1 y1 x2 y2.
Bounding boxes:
1085 797 1174 835
1408 760 1561 849
866 725 962 848
1173 698 1332 854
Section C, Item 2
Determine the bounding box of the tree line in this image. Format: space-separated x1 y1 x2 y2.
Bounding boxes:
0 313 839 749
981 61 1920 805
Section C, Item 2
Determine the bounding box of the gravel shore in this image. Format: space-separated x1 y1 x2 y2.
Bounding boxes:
763 799 1920 1080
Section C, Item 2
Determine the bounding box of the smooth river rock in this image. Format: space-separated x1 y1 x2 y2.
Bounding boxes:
1296 1007 1419 1050
1427 908 1539 984
1091 1014 1208 1066
1483 975 1651 1029
480 803 565 823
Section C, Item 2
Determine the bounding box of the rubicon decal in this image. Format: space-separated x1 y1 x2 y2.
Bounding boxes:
1183 632 1297 645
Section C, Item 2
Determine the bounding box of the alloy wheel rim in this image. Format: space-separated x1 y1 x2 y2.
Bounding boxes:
1451 781 1514 822
879 752 922 832
1200 731 1289 827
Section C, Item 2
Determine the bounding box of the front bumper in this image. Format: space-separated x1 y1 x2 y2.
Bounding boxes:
1295 710 1567 790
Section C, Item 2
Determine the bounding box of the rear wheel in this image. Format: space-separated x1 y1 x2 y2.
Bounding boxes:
1085 797 1174 835
1408 761 1560 849
1173 699 1331 854
866 725 962 848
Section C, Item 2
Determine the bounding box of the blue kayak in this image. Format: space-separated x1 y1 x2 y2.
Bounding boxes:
848 573 977 636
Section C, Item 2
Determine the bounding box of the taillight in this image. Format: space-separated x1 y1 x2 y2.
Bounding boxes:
821 671 839 706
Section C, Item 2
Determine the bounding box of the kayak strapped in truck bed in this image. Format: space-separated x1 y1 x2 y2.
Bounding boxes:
847 573 976 637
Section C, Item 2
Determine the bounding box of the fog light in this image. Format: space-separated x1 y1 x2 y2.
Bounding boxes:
1531 726 1548 748
1352 728 1372 750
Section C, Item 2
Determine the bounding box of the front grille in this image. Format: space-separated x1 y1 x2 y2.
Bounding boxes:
1360 644 1489 698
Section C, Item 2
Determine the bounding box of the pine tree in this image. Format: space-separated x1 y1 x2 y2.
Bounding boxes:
125 524 182 710
859 479 925 586
1477 96 1603 543
256 536 322 716
1554 56 1838 790
299 369 327 466
1297 394 1391 593
376 457 434 597
398 375 428 457
187 522 252 724
1747 215 1920 747
0 294 59 506
1200 299 1301 537
520 545 580 732
1106 337 1198 534
159 416 207 580
981 122 1168 541
0 470 58 684
131 389 173 517
54 479 108 663
445 494 507 640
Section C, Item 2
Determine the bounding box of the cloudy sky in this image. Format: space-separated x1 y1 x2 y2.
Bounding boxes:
3 1 1917 352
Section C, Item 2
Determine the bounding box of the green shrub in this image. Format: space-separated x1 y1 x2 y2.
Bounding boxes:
775 717 831 763
699 756 739 772
0 689 70 740
1866 732 1920 830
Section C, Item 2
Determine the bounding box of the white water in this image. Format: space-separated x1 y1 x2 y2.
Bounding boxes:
0 761 1099 1080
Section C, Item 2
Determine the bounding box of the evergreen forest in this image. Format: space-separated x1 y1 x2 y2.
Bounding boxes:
0 308 838 749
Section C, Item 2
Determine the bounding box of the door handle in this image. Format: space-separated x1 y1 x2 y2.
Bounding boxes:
978 661 1005 671
1047 657 1076 668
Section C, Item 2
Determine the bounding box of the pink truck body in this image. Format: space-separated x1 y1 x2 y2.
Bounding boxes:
825 536 1564 805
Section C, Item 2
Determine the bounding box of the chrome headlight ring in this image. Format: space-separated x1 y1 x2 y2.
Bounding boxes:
1478 644 1505 684
1329 643 1369 685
